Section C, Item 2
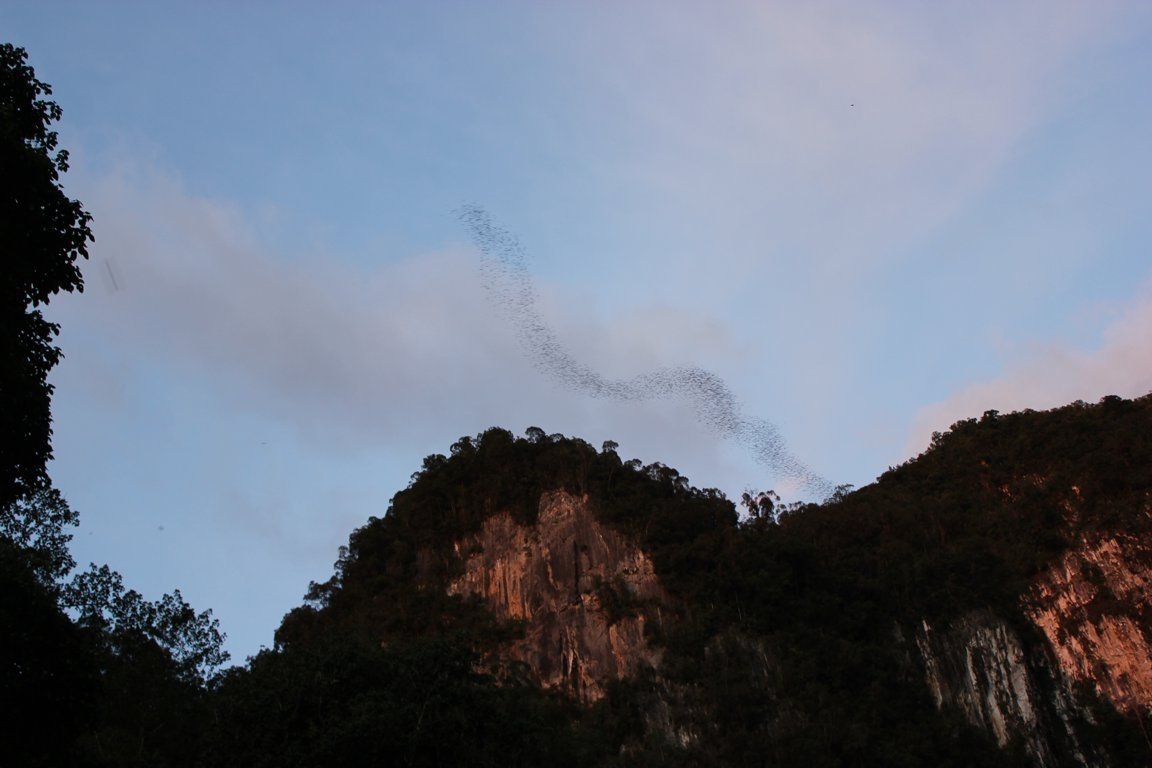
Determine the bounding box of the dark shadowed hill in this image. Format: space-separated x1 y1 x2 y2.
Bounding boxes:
205 395 1152 767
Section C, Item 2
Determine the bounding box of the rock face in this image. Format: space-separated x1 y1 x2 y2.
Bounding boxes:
435 459 1151 763
447 490 666 702
915 515 1152 767
916 612 1089 768
1026 530 1152 715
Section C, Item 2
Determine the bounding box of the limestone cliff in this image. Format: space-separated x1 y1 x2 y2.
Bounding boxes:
1026 527 1152 715
442 489 1152 763
916 612 1093 767
914 509 1152 767
447 490 666 702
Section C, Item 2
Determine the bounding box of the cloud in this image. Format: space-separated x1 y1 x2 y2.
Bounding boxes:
562 1 1128 270
907 283 1152 455
519 2 1141 458
52 166 514 446
50 164 779 486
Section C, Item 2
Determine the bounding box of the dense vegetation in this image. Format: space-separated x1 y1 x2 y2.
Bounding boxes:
251 397 1152 767
1 44 227 767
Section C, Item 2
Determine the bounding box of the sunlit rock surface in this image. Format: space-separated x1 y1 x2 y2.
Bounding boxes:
1026 527 1152 715
448 490 665 702
915 509 1152 768
436 447 1152 763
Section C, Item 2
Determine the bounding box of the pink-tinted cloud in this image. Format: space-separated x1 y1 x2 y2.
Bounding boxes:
907 283 1152 455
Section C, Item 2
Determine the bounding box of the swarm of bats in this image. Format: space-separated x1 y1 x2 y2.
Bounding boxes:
460 205 831 498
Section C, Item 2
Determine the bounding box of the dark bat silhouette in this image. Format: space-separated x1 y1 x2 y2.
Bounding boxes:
460 204 832 497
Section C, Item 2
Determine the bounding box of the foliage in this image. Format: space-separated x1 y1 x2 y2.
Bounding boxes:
0 484 77 588
0 539 98 767
0 45 243 768
8 563 227 767
64 563 230 684
207 631 605 768
0 43 92 508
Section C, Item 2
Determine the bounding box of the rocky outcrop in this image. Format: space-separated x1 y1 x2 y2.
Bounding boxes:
915 513 1152 767
1026 530 1152 716
447 490 666 702
438 446 1152 764
916 612 1090 767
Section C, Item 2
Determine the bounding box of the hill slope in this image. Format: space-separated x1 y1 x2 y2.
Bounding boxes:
215 396 1152 767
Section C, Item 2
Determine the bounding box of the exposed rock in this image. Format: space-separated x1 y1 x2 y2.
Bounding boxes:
915 519 1152 768
447 490 666 702
1026 528 1152 715
916 611 1089 767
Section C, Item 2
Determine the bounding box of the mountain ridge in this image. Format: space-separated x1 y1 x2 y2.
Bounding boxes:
232 394 1152 766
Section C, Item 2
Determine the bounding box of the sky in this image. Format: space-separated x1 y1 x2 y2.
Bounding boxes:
5 1 1151 663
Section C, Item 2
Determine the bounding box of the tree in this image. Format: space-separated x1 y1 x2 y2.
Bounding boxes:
0 46 100 765
64 564 229 684
0 43 93 509
0 484 77 589
0 539 97 767
740 489 779 523
823 483 855 505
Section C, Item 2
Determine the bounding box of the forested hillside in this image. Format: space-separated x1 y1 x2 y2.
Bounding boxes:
214 396 1151 767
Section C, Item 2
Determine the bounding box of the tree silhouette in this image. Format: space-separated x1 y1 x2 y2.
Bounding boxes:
0 43 93 509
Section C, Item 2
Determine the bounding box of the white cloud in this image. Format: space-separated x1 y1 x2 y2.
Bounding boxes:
55 166 513 445
51 163 766 475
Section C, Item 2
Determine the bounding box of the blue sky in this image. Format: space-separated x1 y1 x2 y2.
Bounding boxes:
5 1 1151 662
